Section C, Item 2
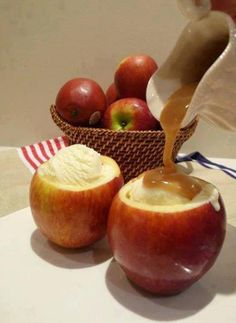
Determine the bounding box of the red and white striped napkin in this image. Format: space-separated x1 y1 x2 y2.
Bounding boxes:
17 135 236 179
17 136 69 173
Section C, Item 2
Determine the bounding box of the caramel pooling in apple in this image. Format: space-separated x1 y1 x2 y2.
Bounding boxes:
143 83 202 200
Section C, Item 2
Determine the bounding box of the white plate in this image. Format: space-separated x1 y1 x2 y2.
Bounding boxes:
1 207 236 323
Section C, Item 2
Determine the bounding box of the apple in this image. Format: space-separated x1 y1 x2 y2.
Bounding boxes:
30 145 124 248
114 55 158 100
211 0 236 21
106 83 119 106
102 98 160 131
55 78 107 127
107 174 226 295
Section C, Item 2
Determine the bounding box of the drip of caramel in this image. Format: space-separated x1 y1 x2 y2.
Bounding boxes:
143 83 202 200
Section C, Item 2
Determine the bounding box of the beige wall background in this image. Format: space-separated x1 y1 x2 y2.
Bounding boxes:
1 0 236 157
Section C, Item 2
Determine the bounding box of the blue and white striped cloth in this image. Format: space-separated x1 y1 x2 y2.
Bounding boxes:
176 152 236 180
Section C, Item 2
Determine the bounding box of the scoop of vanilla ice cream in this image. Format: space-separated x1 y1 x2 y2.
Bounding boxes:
38 144 106 187
129 177 190 205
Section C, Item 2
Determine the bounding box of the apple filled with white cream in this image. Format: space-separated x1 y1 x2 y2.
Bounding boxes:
107 172 226 295
30 144 124 248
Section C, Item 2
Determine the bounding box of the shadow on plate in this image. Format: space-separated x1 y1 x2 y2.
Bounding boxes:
105 224 236 321
30 229 112 269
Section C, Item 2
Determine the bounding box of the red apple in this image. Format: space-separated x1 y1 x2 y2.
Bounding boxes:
30 145 124 248
211 0 236 21
114 55 158 100
55 78 107 127
106 83 119 106
107 174 226 295
102 98 160 131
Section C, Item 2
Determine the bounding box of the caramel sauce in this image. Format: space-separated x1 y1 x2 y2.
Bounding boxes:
143 83 202 200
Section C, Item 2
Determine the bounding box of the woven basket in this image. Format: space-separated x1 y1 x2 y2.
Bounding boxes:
50 105 198 182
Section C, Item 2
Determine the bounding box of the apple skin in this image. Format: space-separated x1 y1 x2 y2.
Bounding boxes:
30 157 124 248
211 0 236 21
102 98 160 131
106 83 119 106
114 55 158 100
107 188 226 295
55 78 107 127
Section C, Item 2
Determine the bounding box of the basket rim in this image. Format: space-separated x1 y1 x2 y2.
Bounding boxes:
50 105 198 134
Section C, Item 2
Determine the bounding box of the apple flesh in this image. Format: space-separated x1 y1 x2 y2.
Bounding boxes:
102 98 160 131
55 78 107 127
114 55 158 100
106 83 119 106
107 176 226 295
30 154 123 248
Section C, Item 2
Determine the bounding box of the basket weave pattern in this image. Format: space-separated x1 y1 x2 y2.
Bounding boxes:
50 105 197 182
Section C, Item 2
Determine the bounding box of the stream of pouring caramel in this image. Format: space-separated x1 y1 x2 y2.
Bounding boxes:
143 83 202 200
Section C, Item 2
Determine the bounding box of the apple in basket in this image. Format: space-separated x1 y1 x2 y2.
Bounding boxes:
107 172 226 295
114 54 158 100
55 78 107 127
29 144 124 248
105 83 120 106
102 98 160 131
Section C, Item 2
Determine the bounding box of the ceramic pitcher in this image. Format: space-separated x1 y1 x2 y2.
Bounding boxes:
147 0 236 131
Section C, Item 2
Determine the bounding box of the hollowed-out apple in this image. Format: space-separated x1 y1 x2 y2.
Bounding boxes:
30 145 124 248
107 174 226 295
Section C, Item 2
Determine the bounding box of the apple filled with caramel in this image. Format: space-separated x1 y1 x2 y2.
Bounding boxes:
107 170 226 295
107 83 226 295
